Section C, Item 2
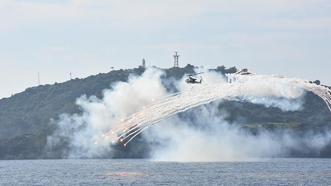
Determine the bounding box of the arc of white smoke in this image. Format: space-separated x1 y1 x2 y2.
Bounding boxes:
111 84 233 139
105 74 331 145
301 82 331 111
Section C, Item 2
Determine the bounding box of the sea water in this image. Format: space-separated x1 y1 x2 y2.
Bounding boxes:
0 159 330 185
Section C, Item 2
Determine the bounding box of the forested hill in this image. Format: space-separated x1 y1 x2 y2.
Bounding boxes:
0 65 237 159
0 64 330 159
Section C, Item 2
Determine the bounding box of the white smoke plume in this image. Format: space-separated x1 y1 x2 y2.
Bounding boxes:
106 72 308 146
47 67 331 160
144 103 331 162
47 68 168 158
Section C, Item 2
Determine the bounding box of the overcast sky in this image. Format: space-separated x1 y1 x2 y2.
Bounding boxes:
0 0 330 98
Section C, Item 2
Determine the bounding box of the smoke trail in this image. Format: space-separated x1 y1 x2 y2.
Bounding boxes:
47 67 331 160
106 73 308 145
106 70 331 147
47 68 168 158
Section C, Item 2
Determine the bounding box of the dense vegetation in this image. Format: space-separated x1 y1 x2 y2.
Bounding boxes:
0 64 330 159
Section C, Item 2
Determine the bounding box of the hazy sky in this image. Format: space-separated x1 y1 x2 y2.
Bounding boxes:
0 0 330 98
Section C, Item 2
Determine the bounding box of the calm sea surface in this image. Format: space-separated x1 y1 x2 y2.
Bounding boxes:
0 159 330 185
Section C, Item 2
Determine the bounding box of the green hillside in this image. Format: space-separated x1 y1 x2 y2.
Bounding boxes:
0 65 330 159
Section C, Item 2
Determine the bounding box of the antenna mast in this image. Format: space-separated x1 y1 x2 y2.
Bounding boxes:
142 58 146 68
173 51 179 68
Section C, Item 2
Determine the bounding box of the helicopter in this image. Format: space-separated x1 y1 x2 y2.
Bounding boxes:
235 68 253 75
185 72 203 84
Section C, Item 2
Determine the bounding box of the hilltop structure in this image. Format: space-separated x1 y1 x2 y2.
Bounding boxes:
173 51 179 68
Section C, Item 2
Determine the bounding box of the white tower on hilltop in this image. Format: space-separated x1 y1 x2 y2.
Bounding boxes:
142 58 146 68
